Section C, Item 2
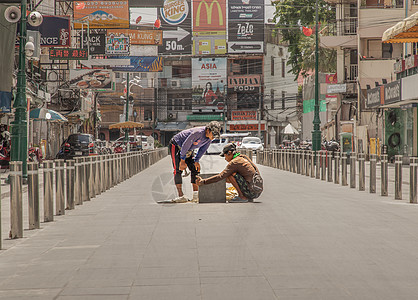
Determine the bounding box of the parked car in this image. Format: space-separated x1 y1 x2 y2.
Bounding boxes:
206 133 250 154
241 137 264 152
56 133 96 159
113 135 154 150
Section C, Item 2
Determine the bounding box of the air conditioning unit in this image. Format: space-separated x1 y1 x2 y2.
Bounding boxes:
167 112 177 120
171 79 181 87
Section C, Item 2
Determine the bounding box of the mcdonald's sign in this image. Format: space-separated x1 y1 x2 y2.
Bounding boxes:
193 0 226 31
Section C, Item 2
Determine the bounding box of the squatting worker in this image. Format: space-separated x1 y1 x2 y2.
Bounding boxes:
196 143 260 203
168 121 222 202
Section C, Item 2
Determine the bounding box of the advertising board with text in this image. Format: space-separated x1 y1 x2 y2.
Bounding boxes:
111 56 163 72
130 7 158 28
228 74 261 92
108 29 162 45
105 32 130 55
192 0 226 55
231 110 257 120
22 16 70 47
158 0 192 55
192 57 227 106
73 1 129 29
228 0 264 20
128 0 163 6
229 123 265 131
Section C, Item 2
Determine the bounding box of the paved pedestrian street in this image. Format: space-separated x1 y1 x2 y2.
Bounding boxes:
1 155 418 299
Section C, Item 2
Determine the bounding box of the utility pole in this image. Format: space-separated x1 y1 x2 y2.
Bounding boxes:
311 0 321 151
11 0 28 180
125 72 130 143
258 80 262 139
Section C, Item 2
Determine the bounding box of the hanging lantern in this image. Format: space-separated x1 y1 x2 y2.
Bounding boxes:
302 26 312 37
154 18 161 29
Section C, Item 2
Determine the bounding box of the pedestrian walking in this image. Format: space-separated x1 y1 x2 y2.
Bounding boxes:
168 121 221 202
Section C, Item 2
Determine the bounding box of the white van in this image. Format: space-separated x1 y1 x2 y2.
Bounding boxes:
206 133 250 154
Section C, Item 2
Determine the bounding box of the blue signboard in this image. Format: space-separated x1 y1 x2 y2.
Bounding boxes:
0 91 11 113
111 56 163 72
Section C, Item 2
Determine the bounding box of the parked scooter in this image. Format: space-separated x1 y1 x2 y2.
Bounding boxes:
28 146 43 163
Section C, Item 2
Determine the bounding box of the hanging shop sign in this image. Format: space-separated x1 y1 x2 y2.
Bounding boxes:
73 1 129 29
158 0 192 55
231 110 257 121
228 74 261 91
111 56 163 72
327 83 346 94
229 123 265 131
108 29 162 45
81 33 106 55
105 32 130 55
384 79 401 105
49 48 88 60
366 86 383 108
23 16 70 47
192 0 226 55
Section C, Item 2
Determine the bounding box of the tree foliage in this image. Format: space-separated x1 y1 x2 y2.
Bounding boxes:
272 0 336 79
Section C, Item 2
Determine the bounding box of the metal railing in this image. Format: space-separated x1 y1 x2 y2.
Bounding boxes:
326 18 358 36
256 149 418 207
3 148 168 249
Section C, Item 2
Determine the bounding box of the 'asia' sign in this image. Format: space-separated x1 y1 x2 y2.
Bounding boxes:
228 75 260 91
49 48 88 60
231 110 257 120
229 123 265 131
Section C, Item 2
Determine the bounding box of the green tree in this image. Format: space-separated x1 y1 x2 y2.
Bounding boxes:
272 0 336 79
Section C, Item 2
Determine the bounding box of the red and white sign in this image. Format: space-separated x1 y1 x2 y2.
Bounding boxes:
229 123 265 131
231 110 257 120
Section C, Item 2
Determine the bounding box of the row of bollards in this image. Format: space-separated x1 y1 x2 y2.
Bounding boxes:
256 149 418 205
4 148 168 249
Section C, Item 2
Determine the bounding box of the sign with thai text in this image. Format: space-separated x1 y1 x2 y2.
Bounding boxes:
229 123 265 131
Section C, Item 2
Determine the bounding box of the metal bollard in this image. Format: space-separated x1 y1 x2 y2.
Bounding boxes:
43 160 54 222
315 151 320 179
410 157 418 204
88 156 94 199
321 151 326 181
327 152 333 182
66 160 75 209
395 155 402 200
82 157 90 201
74 157 81 205
10 161 23 238
334 151 340 184
310 151 315 178
95 155 101 194
350 152 356 189
381 154 388 196
28 162 40 230
55 159 65 215
358 153 365 191
369 154 377 193
341 152 348 186
101 155 106 192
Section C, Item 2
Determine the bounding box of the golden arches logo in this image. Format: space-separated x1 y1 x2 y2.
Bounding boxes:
196 0 223 27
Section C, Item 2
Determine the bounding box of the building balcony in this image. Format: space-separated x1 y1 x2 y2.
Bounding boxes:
326 18 357 36
358 59 396 88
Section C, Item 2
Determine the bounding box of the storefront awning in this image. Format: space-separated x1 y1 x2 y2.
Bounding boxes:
383 11 418 43
155 122 188 131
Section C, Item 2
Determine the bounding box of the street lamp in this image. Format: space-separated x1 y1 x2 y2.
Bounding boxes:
11 2 42 180
311 0 321 151
121 74 142 144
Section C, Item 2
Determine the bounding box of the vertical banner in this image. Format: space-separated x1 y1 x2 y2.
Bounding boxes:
192 0 226 55
227 0 264 54
158 0 192 55
192 57 227 107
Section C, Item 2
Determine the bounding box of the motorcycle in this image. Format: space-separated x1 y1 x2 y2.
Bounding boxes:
28 146 43 163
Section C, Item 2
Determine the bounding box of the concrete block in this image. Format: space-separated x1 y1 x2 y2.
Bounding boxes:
199 173 226 203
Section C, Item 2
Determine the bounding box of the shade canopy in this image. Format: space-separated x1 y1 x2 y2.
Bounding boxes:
282 123 299 135
383 11 418 43
30 108 68 122
109 121 144 129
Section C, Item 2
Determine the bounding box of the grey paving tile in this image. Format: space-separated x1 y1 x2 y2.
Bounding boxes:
60 286 131 296
0 288 61 300
129 284 201 300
